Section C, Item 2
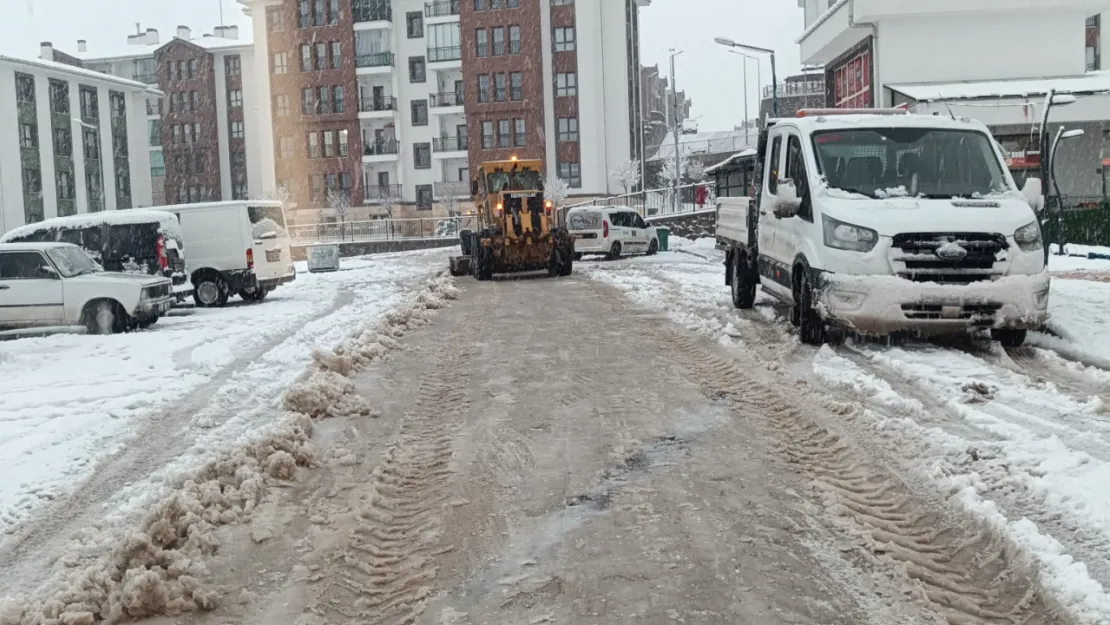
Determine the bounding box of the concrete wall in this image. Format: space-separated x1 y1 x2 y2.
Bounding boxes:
291 236 457 260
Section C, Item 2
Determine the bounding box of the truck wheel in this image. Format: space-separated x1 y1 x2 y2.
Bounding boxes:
794 271 825 346
991 328 1027 348
84 300 128 335
459 229 473 256
194 276 229 308
607 241 622 261
731 252 757 310
475 247 493 281
240 288 268 302
647 240 659 256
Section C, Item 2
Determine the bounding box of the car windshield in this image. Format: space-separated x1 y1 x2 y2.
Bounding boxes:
811 128 1009 199
486 170 544 193
45 246 103 277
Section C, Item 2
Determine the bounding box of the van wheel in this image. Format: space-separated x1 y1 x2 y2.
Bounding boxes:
731 252 757 309
647 240 659 256
992 328 1027 348
607 241 622 260
240 288 269 302
794 271 825 346
194 276 229 308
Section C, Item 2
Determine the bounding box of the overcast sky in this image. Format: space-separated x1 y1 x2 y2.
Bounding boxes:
1 0 804 132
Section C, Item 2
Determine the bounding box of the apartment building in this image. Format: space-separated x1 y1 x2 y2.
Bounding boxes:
239 0 650 222
47 25 272 206
0 54 156 234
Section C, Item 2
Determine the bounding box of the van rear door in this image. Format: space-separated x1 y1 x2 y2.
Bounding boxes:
247 204 294 283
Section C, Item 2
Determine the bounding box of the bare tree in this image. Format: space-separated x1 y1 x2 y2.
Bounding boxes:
657 154 688 189
545 174 570 208
327 189 352 240
378 196 396 239
610 159 642 194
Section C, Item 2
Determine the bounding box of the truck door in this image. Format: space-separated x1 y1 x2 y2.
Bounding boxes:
759 131 791 299
777 130 819 285
0 251 65 326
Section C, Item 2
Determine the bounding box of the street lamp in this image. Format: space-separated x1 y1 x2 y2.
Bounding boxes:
727 49 759 146
668 48 684 213
715 36 777 116
1038 90 1078 258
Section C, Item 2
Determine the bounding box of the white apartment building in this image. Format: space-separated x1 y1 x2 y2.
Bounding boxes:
0 54 158 234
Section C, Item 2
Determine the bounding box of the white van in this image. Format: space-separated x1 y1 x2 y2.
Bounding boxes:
566 206 660 260
154 201 296 307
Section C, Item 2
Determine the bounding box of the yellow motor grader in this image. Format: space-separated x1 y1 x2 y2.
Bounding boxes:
449 157 574 280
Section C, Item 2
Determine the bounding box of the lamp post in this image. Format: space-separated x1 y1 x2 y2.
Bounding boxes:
1037 90 1077 259
727 49 758 146
715 36 777 116
669 48 684 213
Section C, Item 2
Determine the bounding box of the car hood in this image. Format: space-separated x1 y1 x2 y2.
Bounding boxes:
819 194 1039 238
69 271 171 286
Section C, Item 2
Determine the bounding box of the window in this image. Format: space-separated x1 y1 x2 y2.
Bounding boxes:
316 42 328 70
184 123 195 144
492 27 505 55
478 74 490 102
339 172 352 193
474 0 486 10
558 161 581 188
194 151 206 172
187 59 198 79
507 0 518 6
510 72 522 100
191 91 199 110
490 0 501 7
171 61 182 81
338 129 349 157
193 122 201 142
275 94 290 117
226 55 241 76
554 27 576 52
482 121 494 148
298 0 310 27
301 44 312 71
766 135 782 193
509 25 521 54
514 118 525 147
785 134 811 219
494 73 506 101
0 252 55 280
15 73 35 104
57 170 76 200
279 136 294 158
324 131 335 157
171 125 181 144
407 11 424 38
273 52 288 74
55 126 73 154
498 119 510 148
552 0 573 4
19 124 36 149
414 142 431 169
476 29 488 57
301 87 314 114
409 56 426 82
79 87 98 119
314 0 325 25
268 7 286 31
229 89 243 108
412 99 428 125
230 120 244 139
557 117 578 141
331 41 342 69
416 184 434 210
232 182 248 200
328 0 340 24
555 72 577 97
308 132 320 158
333 85 345 113
169 93 179 112
317 86 330 113
310 174 323 200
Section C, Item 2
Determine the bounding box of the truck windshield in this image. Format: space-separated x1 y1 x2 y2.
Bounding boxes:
811 128 1008 199
486 170 544 193
46 246 102 277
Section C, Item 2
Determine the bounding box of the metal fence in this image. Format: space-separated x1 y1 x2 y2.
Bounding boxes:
561 183 711 220
289 216 478 246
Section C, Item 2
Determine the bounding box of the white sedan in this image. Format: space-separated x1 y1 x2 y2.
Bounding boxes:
0 242 176 334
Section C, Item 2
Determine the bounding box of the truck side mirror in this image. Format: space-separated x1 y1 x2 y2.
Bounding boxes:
772 179 803 218
1022 178 1045 213
470 179 479 196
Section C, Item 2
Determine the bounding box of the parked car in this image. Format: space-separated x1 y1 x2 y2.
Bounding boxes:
0 210 190 301
152 201 296 307
0 242 175 334
567 206 660 260
306 243 341 273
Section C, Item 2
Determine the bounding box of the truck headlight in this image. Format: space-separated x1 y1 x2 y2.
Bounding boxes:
1014 221 1043 252
822 215 878 253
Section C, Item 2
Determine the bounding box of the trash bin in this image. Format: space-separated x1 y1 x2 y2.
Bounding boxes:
656 227 670 252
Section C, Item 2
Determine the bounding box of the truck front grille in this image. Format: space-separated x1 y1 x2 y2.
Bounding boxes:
144 283 171 299
902 303 1002 325
890 232 1008 284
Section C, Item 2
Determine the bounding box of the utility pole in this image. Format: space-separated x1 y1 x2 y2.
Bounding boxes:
669 48 683 214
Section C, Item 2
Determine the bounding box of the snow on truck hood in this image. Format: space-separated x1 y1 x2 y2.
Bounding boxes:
819 192 1038 238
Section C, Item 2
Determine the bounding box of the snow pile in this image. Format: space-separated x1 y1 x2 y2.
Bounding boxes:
0 274 460 625
250 218 286 240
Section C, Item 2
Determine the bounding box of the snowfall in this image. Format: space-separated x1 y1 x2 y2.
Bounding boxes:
4 240 1110 623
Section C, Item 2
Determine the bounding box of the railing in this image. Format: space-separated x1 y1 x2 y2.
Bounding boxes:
133 72 158 85
432 135 467 151
359 96 396 112
363 183 403 201
352 0 392 22
430 92 464 107
428 46 462 62
561 183 710 219
355 51 394 68
424 0 461 17
650 135 755 160
363 139 400 155
763 80 825 99
290 216 479 245
435 181 470 198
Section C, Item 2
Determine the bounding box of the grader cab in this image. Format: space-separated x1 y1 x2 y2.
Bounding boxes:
449 157 574 280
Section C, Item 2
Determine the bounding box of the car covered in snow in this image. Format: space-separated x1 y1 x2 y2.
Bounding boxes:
0 210 190 302
0 242 176 334
717 108 1050 347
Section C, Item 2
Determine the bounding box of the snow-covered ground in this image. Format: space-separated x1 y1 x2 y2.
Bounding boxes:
0 249 448 537
582 237 1110 624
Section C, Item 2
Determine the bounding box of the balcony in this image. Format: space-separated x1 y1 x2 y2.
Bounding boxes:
432 135 467 152
355 51 394 74
363 139 400 162
353 0 392 24
435 181 470 198
429 92 464 108
359 96 396 117
427 45 462 66
364 183 403 202
424 0 460 18
762 80 825 100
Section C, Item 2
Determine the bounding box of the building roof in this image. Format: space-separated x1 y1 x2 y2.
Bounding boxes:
888 72 1110 102
70 34 250 62
0 54 161 94
171 36 251 53
705 149 758 175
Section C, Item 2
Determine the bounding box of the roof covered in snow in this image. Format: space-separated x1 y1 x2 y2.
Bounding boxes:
0 210 182 243
888 72 1110 102
71 34 250 63
705 149 758 175
0 55 160 93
